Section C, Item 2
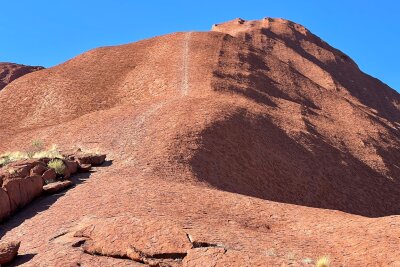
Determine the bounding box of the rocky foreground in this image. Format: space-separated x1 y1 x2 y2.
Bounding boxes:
0 18 399 266
0 151 106 222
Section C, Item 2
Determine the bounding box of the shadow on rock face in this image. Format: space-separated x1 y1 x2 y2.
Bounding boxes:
0 172 91 239
7 253 36 267
98 160 113 167
190 111 400 218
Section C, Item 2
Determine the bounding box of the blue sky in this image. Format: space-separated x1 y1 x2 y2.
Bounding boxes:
1 0 399 91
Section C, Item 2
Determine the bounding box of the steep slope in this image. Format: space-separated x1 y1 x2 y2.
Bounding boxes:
0 18 399 266
0 63 44 91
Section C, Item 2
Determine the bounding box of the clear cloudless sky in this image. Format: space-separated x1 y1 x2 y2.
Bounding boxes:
0 0 399 91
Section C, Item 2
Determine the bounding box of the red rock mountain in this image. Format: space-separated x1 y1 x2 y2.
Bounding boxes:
0 18 399 266
0 63 44 90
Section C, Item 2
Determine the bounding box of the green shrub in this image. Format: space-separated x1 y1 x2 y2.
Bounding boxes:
47 159 66 175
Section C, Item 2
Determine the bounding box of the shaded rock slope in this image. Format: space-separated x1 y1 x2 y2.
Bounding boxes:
0 18 399 266
0 63 44 91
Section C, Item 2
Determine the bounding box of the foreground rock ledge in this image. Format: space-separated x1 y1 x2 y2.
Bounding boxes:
0 151 107 222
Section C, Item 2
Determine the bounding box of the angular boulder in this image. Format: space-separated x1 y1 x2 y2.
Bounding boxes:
30 163 47 176
74 154 106 166
64 160 78 174
0 241 21 265
42 169 56 183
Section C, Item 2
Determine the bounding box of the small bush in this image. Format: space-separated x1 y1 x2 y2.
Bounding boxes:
316 256 330 267
48 159 66 175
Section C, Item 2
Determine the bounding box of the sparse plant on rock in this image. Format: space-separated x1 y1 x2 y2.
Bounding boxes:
32 144 64 159
27 140 44 158
47 159 66 175
316 256 330 267
0 155 11 167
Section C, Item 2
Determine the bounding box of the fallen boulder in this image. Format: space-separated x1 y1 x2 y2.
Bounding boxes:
0 188 11 221
43 180 73 194
71 153 106 166
42 168 56 183
3 175 43 213
0 241 20 265
30 163 47 176
64 160 78 174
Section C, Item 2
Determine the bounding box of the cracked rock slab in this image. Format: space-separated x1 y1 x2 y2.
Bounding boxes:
73 215 192 265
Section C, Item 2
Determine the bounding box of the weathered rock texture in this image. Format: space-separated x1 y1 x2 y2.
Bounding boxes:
0 62 44 90
0 241 20 265
0 18 399 266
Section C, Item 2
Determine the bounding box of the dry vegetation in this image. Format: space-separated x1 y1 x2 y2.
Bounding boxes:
316 256 330 267
0 142 64 167
47 159 66 175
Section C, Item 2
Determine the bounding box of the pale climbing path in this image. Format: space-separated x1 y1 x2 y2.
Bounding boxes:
118 32 193 163
181 32 191 96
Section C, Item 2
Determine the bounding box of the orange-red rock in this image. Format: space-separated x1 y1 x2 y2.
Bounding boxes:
74 215 192 265
0 18 399 266
42 168 56 183
43 180 73 194
77 163 91 172
30 163 47 176
0 188 11 221
74 154 106 166
64 160 78 174
0 62 44 91
0 241 20 265
3 175 43 213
